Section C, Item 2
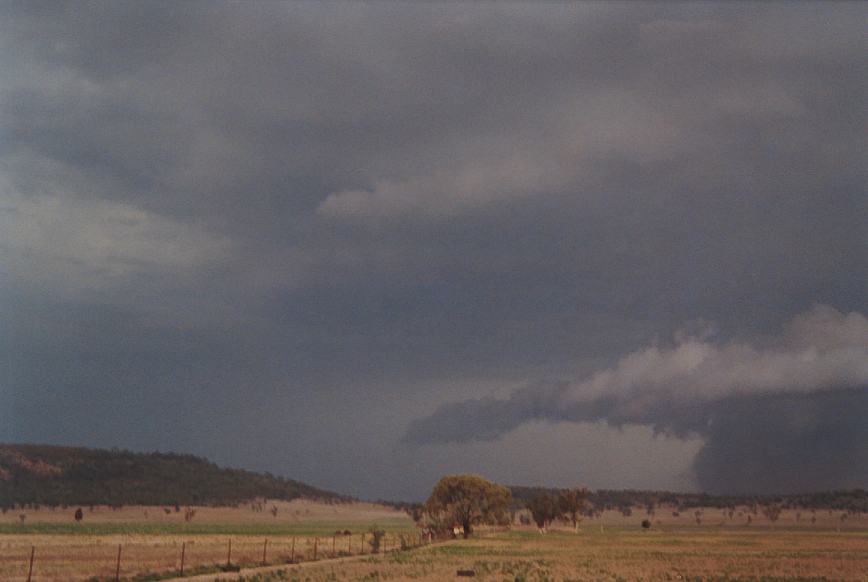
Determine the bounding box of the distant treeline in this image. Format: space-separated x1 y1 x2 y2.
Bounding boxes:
508 486 868 513
382 488 868 516
0 443 350 508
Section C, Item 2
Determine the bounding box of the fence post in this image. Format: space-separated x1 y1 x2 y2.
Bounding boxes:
26 546 35 582
115 544 122 581
262 538 268 565
180 542 186 575
227 538 232 567
290 537 295 563
332 535 336 556
361 533 365 555
313 537 317 560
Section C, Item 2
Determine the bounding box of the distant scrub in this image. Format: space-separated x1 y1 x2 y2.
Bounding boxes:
508 486 868 514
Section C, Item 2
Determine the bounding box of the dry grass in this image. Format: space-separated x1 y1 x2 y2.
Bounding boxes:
539 507 867 530
2 503 866 581
0 532 408 580
0 501 415 581
246 526 868 582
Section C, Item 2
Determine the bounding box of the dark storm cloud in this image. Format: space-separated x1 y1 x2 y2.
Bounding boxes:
405 388 868 496
1 1 866 498
405 306 868 493
694 389 868 495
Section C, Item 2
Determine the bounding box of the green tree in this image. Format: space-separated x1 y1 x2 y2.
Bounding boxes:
425 474 511 538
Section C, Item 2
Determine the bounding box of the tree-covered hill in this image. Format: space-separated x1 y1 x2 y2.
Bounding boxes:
0 443 350 508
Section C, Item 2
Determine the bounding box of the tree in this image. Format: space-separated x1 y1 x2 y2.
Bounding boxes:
404 503 425 524
558 488 588 533
526 492 558 533
367 525 386 552
74 507 83 522
425 475 511 539
761 503 782 529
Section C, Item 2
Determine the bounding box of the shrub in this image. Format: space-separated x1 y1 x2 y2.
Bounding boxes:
367 526 386 553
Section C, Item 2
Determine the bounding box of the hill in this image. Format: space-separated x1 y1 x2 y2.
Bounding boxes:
0 443 350 508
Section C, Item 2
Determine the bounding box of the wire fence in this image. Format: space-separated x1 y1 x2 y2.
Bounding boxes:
1 531 440 581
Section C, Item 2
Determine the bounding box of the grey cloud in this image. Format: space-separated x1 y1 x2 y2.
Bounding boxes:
694 389 868 494
2 2 866 498
404 381 574 445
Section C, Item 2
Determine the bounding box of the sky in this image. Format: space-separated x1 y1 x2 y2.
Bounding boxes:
1 1 866 501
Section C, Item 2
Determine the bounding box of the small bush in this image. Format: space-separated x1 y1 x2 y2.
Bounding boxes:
367 526 386 553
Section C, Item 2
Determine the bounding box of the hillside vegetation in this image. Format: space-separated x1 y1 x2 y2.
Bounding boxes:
0 443 349 508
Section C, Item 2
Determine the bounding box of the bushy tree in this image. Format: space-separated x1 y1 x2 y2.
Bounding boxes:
526 492 558 533
367 526 386 552
425 474 511 539
762 503 782 528
404 503 424 524
558 488 588 533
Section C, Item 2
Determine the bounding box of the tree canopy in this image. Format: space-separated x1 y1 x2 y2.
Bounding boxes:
425 474 511 538
526 492 558 533
558 487 589 533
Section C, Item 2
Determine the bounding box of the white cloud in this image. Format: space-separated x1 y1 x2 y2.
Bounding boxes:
569 305 868 408
0 178 231 296
318 148 572 221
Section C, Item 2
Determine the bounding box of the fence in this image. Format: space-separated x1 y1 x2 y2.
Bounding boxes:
2 532 437 581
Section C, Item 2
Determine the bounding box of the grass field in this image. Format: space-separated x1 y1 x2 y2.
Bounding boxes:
2 502 867 581
0 521 413 536
0 500 417 581
208 527 868 582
